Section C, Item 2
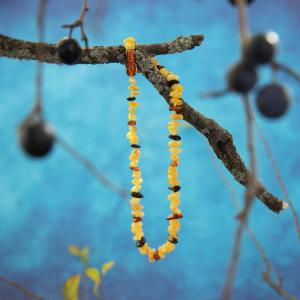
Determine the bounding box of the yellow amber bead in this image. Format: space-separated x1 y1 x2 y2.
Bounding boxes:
158 246 166 258
170 199 180 207
148 249 156 262
170 220 181 229
132 178 143 185
171 114 183 121
151 58 159 65
169 148 182 154
129 107 136 114
132 210 144 217
133 233 144 241
168 193 180 201
130 198 140 205
172 99 183 106
130 137 139 144
167 74 179 81
128 114 137 121
129 85 139 91
131 185 142 192
129 101 139 107
131 203 144 210
139 245 149 255
171 84 184 91
129 76 136 83
170 91 182 98
163 241 175 253
170 154 179 161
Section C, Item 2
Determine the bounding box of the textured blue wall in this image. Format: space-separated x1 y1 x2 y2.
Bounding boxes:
0 0 300 299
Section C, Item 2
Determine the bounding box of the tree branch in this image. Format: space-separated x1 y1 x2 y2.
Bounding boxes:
0 33 285 213
0 34 204 64
135 49 286 213
0 275 46 300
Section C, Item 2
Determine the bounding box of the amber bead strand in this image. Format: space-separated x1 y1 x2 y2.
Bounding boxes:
124 37 184 262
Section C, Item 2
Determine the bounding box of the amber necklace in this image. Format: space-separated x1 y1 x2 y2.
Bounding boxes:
124 37 184 262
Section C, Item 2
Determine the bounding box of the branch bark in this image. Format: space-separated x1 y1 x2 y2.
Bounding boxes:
0 34 204 64
0 33 285 213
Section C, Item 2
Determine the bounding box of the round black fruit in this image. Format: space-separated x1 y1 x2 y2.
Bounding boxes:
227 63 258 93
56 37 82 65
228 0 254 6
256 83 290 118
19 116 55 157
244 32 279 66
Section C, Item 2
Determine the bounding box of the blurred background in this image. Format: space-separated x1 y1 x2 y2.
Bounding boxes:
0 0 300 299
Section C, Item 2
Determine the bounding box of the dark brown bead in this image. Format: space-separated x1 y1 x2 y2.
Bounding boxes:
153 251 160 261
131 192 144 198
168 237 178 244
170 161 179 167
166 213 183 221
156 65 164 70
168 185 181 192
128 121 136 126
136 237 146 248
127 97 136 101
169 135 181 141
132 216 142 223
130 166 140 171
131 144 141 148
167 80 180 86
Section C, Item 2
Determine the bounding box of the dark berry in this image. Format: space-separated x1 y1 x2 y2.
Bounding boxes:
228 0 254 5
256 83 290 118
227 62 258 93
56 37 82 65
18 114 55 158
244 32 279 66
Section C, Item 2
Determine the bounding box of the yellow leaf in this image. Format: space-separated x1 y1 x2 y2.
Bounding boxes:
101 261 115 275
68 245 90 264
80 246 90 264
68 245 82 257
62 274 81 300
85 267 101 295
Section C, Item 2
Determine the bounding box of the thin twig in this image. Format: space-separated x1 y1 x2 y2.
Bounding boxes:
0 275 46 300
272 61 300 85
200 88 230 99
34 0 47 114
236 0 250 52
222 1 255 296
221 95 257 300
55 136 129 200
62 0 89 48
210 152 297 300
255 122 300 242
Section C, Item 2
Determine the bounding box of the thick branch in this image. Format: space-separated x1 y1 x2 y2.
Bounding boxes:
135 50 285 213
0 34 204 64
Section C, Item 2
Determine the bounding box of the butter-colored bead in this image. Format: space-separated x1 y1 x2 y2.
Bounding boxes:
171 114 183 121
139 244 149 255
167 74 179 81
170 91 182 98
171 84 184 91
132 210 144 217
130 198 141 205
131 185 142 192
131 203 144 210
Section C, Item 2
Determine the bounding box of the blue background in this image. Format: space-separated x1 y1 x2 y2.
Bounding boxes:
0 0 300 299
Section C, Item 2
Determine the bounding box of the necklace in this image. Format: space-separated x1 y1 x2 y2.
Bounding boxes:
124 37 184 262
